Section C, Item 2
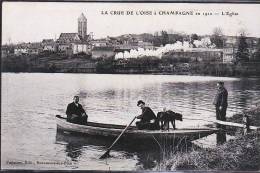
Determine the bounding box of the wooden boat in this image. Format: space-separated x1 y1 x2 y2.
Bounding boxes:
56 115 218 142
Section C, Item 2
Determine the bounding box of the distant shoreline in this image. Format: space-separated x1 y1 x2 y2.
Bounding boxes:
2 71 260 78
2 54 260 77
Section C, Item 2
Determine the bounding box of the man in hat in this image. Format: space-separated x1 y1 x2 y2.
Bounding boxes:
66 96 88 125
136 100 159 130
213 82 228 121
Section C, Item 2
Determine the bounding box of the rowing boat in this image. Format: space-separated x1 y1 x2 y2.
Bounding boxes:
56 115 218 142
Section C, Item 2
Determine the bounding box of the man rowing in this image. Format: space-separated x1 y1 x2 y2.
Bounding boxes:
135 100 160 130
66 96 88 125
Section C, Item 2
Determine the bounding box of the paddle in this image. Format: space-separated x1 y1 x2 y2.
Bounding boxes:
56 115 67 120
99 116 137 159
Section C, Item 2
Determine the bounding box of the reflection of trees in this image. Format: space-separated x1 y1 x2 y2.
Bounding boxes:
65 143 83 161
239 84 249 112
135 137 194 170
56 131 85 162
136 151 158 170
159 82 203 114
188 83 199 115
233 79 250 111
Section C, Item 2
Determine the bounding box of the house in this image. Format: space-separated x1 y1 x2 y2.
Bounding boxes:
14 45 29 55
57 33 82 44
223 47 236 63
92 46 115 59
42 39 55 44
43 43 58 52
1 45 14 57
57 33 91 55
42 39 58 52
162 48 223 62
224 36 238 47
57 33 81 55
223 35 259 62
106 36 121 45
27 43 43 54
58 43 72 55
118 34 138 45
90 39 109 47
224 35 257 46
72 43 92 55
137 41 154 50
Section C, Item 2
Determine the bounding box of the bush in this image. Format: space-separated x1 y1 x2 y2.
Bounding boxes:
158 133 260 171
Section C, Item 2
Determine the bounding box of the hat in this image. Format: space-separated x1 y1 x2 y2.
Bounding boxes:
137 100 145 106
217 81 224 85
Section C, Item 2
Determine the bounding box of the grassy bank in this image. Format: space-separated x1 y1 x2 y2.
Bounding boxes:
158 133 259 171
228 106 260 127
156 106 260 171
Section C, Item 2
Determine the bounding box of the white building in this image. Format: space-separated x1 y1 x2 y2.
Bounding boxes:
43 44 57 52
72 43 91 54
90 40 108 47
223 47 236 63
14 47 28 55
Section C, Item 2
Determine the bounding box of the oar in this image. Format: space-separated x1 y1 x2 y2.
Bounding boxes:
56 115 67 120
99 116 137 159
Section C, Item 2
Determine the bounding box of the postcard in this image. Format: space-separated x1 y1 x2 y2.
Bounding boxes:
1 1 260 172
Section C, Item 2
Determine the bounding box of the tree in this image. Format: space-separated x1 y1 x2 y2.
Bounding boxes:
210 27 224 48
236 34 249 62
161 30 169 46
191 34 199 41
201 37 212 48
168 34 184 44
153 30 169 46
191 34 199 47
153 34 162 47
253 38 260 62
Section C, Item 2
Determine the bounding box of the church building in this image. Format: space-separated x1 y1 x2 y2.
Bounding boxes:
57 13 91 55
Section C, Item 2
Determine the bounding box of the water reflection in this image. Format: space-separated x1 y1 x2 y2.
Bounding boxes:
216 127 227 145
55 129 195 170
65 143 83 161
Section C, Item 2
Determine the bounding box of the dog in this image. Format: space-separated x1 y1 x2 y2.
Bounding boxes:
157 110 183 130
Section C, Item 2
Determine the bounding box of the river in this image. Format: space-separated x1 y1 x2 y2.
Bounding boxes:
2 73 260 170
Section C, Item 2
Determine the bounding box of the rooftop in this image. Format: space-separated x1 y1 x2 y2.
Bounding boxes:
78 13 87 21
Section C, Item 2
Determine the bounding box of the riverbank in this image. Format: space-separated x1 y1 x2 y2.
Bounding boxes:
2 54 260 77
156 106 260 171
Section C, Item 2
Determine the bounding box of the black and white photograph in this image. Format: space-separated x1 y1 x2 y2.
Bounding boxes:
1 1 260 171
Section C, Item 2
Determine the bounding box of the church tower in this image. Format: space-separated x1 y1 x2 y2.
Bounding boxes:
78 13 87 39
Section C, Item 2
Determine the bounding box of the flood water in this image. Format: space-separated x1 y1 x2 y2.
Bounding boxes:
2 73 260 170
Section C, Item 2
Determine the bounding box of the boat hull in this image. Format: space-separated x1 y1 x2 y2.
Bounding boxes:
56 115 217 142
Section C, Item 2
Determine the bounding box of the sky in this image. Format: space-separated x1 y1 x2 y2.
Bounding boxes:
2 2 260 44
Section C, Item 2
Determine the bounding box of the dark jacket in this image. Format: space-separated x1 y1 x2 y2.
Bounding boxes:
137 107 157 123
66 102 86 121
213 87 228 107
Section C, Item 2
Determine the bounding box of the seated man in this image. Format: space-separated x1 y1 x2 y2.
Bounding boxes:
136 100 159 130
66 96 88 125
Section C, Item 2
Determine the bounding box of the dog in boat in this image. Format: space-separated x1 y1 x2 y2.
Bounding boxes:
157 109 183 130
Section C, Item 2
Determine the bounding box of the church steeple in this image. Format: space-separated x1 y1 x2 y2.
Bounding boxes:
78 13 87 39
